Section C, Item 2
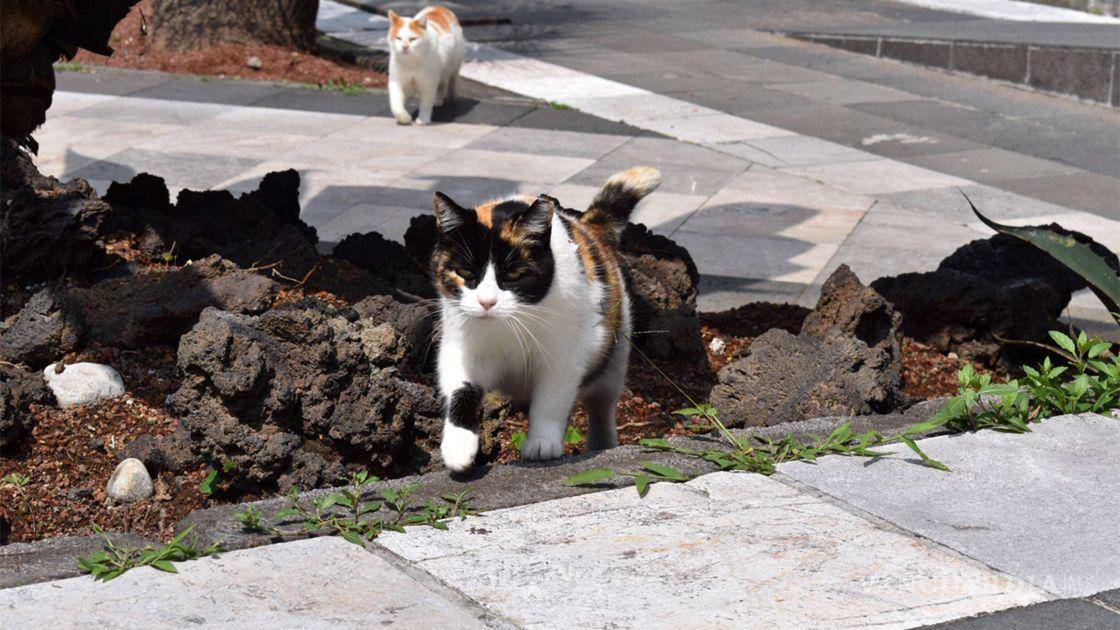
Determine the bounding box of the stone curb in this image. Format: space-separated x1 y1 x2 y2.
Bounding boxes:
0 400 946 590
780 31 1120 106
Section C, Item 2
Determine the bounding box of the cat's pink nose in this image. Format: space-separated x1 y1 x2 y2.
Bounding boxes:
477 297 497 311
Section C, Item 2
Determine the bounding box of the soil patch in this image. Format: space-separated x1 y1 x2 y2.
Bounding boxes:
69 0 386 88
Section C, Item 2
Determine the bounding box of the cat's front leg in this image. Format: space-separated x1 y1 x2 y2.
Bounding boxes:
441 382 483 472
522 376 578 462
388 78 412 125
415 76 438 125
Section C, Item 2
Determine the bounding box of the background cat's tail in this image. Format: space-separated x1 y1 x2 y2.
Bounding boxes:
581 166 661 243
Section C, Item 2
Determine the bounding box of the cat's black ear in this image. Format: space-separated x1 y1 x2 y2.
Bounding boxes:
519 195 556 238
433 192 468 233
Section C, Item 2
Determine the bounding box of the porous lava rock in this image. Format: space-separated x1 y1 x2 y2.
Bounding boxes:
0 287 82 369
871 234 1118 360
119 427 199 475
332 231 436 299
0 139 113 286
711 267 903 427
68 254 280 349
0 364 51 449
103 170 320 278
168 301 456 491
710 329 902 427
619 223 705 359
802 264 902 371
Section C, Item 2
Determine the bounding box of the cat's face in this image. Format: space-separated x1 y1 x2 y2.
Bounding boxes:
387 11 430 56
431 193 557 320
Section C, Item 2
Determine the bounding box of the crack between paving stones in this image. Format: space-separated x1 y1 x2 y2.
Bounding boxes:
364 542 523 629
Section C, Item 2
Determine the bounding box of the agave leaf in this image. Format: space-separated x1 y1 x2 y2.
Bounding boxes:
965 193 1119 321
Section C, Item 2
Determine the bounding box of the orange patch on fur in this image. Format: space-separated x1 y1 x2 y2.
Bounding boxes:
475 201 497 228
418 6 459 33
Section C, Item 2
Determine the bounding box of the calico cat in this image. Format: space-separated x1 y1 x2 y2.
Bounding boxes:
386 6 465 126
432 167 662 471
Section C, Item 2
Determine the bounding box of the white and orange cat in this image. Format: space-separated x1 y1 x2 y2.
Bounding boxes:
431 167 662 471
386 6 465 125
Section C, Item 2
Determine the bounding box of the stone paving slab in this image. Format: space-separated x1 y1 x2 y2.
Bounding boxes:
779 414 1120 598
0 537 498 629
377 471 1047 629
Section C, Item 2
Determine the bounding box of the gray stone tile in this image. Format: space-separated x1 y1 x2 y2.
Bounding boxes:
683 84 820 115
410 148 593 185
67 148 262 191
54 67 172 95
315 203 431 246
430 98 533 126
878 183 1083 224
251 86 393 116
508 106 647 136
465 125 630 159
780 414 1120 598
669 230 835 286
606 70 735 96
782 159 970 195
129 76 287 106
746 104 984 159
724 135 880 168
0 537 491 628
378 472 1045 628
902 148 1081 184
698 275 808 310
68 95 234 126
923 598 1120 629
770 79 920 105
567 134 749 195
993 172 1120 220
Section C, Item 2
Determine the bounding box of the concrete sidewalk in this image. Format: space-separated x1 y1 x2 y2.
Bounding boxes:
3 414 1116 628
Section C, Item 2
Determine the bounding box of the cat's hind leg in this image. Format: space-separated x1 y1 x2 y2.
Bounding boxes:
415 76 438 125
441 383 483 472
523 377 578 461
581 346 627 451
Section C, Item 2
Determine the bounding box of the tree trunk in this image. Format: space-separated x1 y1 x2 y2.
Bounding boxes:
150 0 320 52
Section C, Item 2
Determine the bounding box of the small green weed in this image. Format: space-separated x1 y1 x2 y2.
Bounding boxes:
198 469 219 496
1 473 30 487
567 329 1119 497
510 425 584 451
548 100 572 110
322 78 366 96
53 62 88 73
234 471 476 546
76 525 221 582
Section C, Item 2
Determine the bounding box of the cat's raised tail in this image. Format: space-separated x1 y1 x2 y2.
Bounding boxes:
580 166 661 243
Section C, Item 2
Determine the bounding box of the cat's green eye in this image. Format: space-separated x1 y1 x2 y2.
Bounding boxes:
504 267 526 281
456 268 475 280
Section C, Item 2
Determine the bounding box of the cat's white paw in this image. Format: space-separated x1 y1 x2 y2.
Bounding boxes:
521 437 563 461
394 116 413 125
441 423 479 472
415 117 431 126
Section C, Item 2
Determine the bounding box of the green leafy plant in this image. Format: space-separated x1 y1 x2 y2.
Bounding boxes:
237 471 477 546
510 425 585 451
564 461 688 497
199 469 219 496
76 525 221 582
1 473 30 487
915 330 1119 436
967 195 1120 322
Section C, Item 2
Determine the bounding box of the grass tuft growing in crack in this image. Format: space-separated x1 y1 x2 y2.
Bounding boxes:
234 470 477 546
76 525 221 582
568 329 1120 497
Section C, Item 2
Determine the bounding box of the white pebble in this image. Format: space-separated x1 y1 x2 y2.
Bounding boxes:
43 362 126 408
106 458 154 503
709 337 727 354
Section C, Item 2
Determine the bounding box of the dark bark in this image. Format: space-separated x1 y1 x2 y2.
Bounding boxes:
151 0 320 52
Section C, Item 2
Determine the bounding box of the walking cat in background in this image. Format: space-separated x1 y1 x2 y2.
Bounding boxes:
386 6 465 126
432 167 662 471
